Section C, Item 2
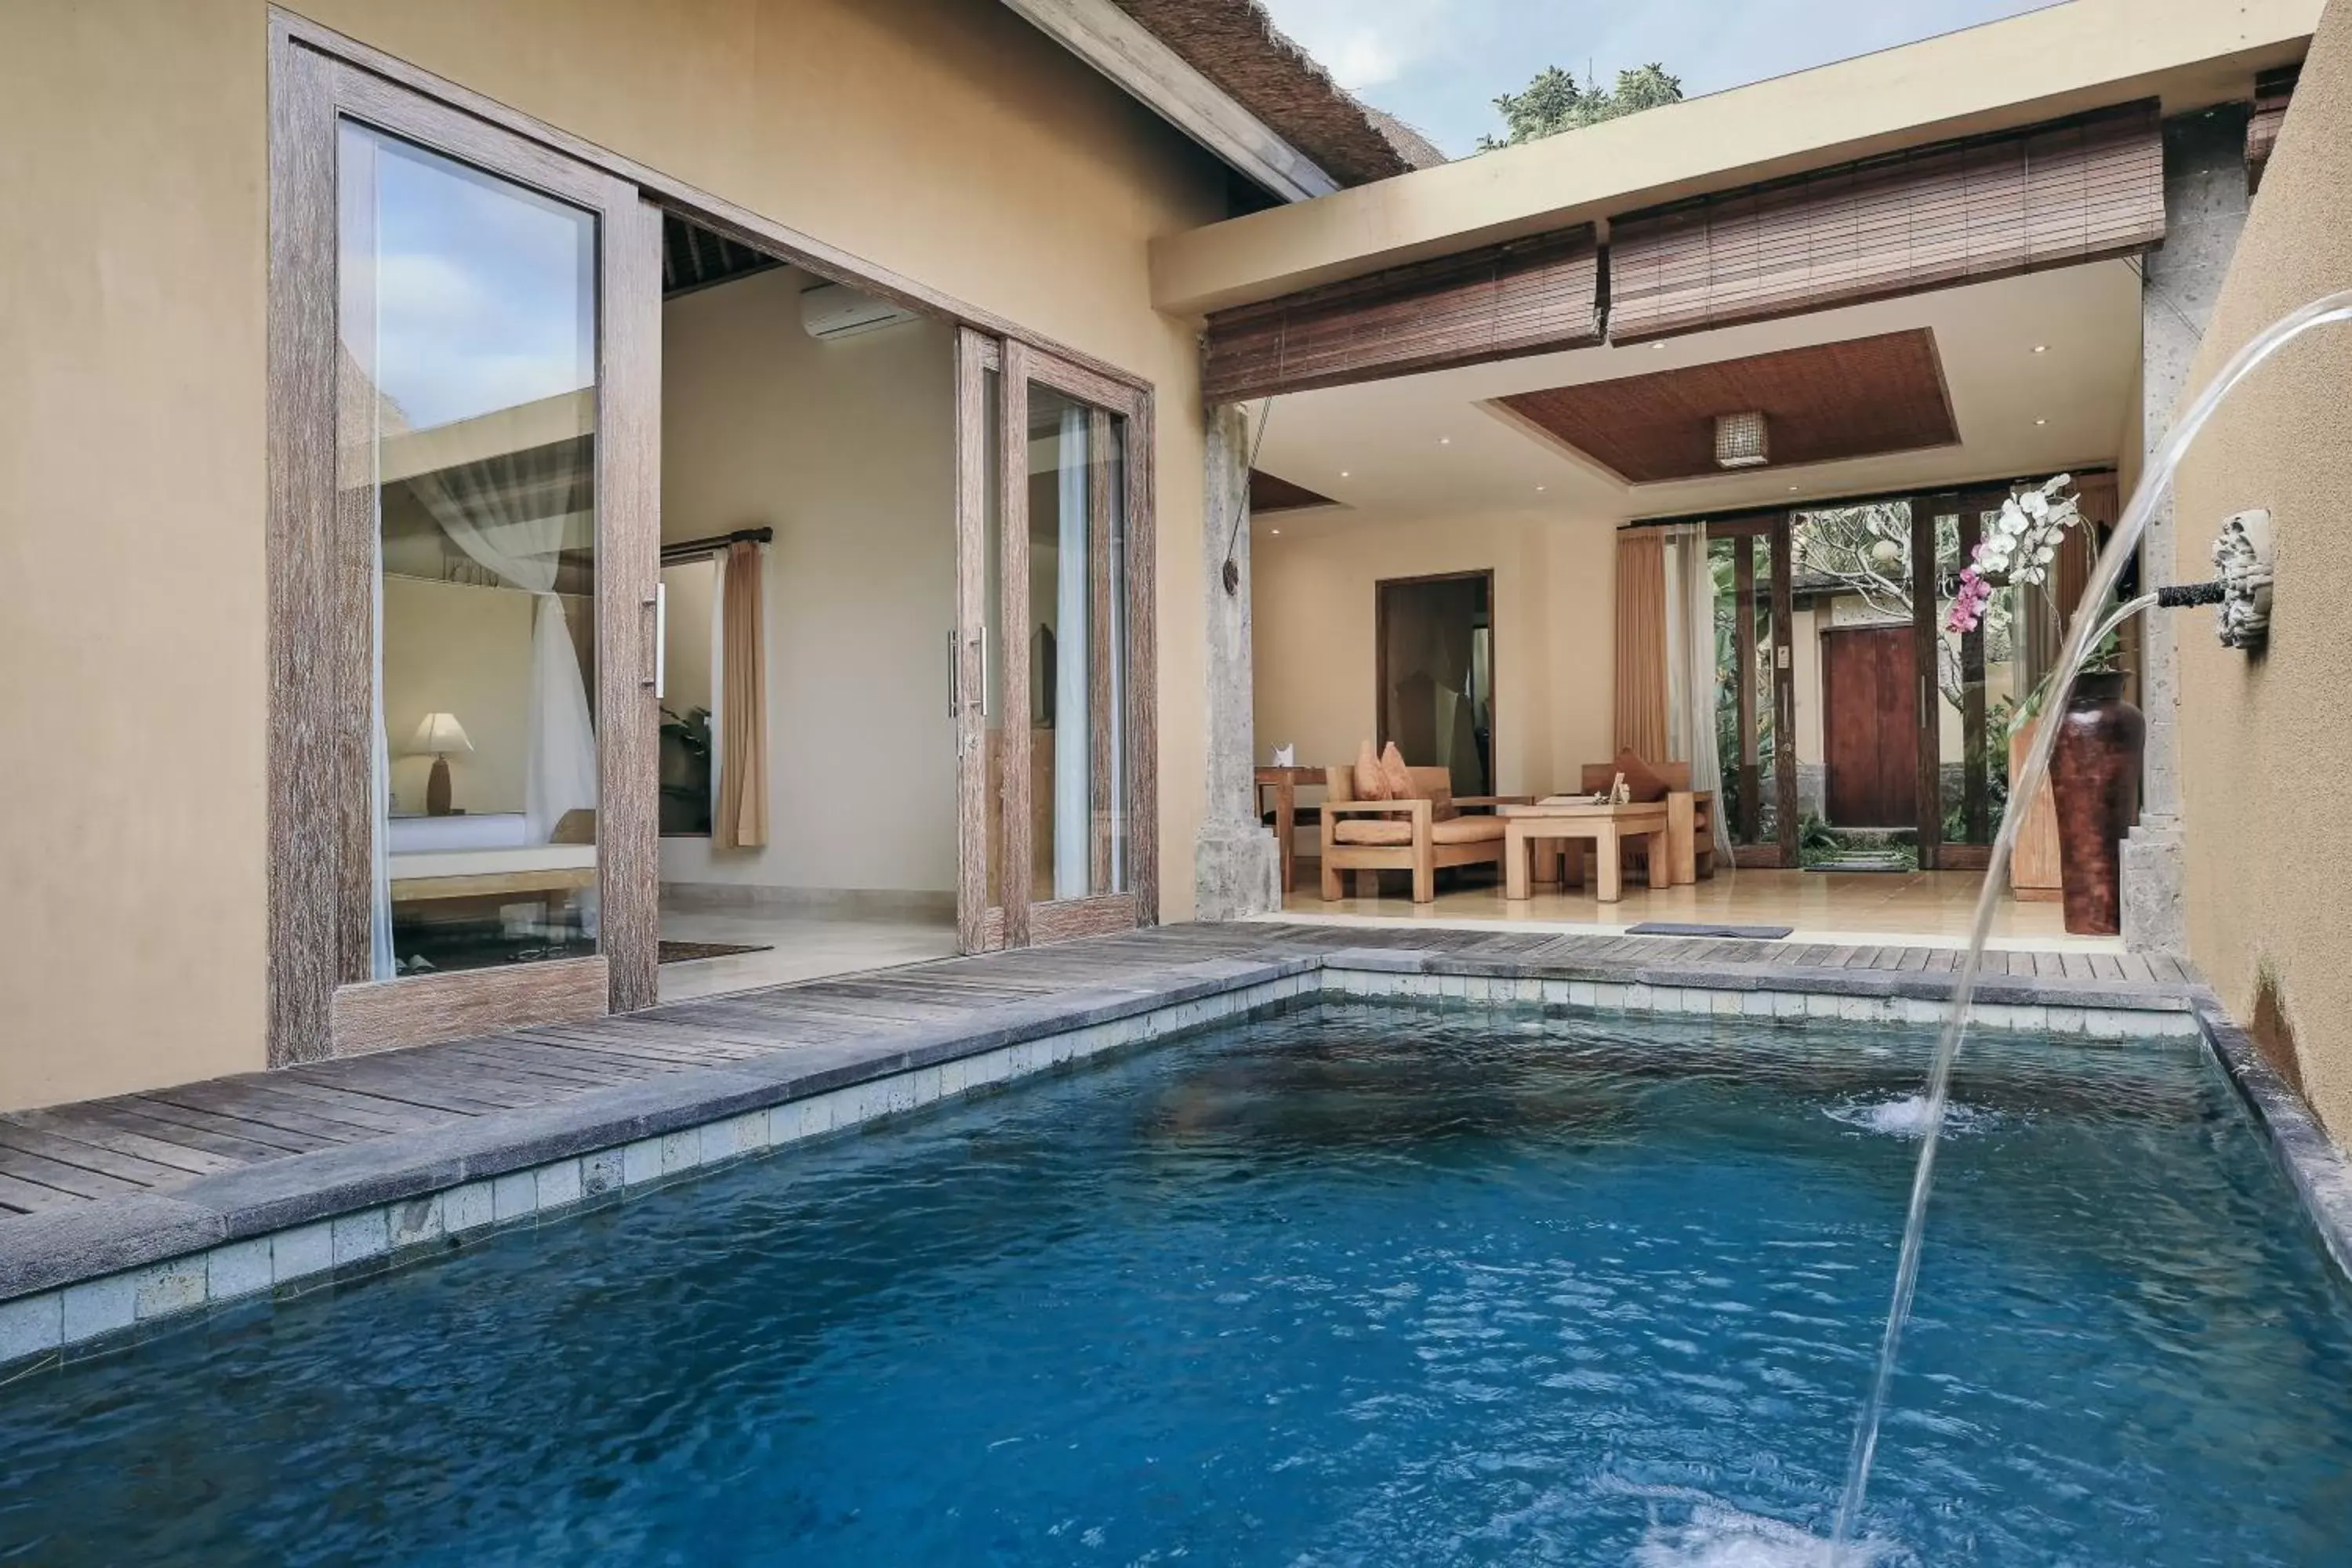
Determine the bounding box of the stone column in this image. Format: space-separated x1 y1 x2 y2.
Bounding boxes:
2122 106 2248 955
1194 402 1281 920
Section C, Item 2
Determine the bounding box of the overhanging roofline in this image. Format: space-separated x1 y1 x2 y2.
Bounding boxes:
1152 0 2319 314
999 0 1340 201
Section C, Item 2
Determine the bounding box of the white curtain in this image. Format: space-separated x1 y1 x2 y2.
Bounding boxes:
407 447 599 844
1662 523 1734 862
1052 405 1090 901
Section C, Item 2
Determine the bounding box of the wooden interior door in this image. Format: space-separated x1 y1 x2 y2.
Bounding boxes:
1820 625 1918 828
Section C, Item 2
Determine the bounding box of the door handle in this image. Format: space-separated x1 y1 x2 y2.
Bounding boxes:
978 625 993 720
641 587 666 695
948 628 961 717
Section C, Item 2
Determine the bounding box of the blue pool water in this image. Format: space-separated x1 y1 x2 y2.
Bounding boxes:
5 1001 2352 1565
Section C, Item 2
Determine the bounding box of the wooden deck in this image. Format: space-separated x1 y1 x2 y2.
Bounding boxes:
0 922 2199 1221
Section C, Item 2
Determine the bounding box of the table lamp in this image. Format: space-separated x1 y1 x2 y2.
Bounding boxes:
408 712 474 816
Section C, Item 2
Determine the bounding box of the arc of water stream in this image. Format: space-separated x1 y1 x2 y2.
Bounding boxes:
1826 289 2352 1564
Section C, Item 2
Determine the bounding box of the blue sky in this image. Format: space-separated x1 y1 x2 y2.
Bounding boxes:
1256 0 2061 157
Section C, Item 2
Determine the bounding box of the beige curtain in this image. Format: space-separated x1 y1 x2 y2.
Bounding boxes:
1613 530 1669 761
716 539 769 849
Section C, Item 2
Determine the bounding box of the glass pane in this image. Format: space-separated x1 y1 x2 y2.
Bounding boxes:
1934 503 2020 846
341 122 601 978
1026 383 1101 902
1709 532 1777 848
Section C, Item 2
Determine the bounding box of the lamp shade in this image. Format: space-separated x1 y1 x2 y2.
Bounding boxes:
408 712 474 757
1713 409 1769 469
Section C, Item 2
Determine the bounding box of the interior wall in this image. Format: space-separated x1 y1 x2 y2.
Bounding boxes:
2170 0 2352 1140
0 0 1225 1109
1251 510 1617 812
659 267 958 896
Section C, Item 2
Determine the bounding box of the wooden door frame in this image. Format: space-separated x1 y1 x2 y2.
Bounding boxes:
1371 569 1496 796
962 335 1160 952
267 31 660 1066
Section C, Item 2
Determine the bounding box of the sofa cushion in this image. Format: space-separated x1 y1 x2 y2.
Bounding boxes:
1332 817 1414 846
1431 815 1506 844
1377 742 1417 804
1352 739 1388 801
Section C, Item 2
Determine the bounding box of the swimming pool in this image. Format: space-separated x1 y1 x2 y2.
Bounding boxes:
5 1000 2350 1564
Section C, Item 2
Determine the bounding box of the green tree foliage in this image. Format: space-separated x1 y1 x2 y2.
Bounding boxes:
1478 63 1684 149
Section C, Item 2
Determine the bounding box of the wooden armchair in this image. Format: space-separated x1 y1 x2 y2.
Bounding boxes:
1578 760 1715 884
1320 764 1530 905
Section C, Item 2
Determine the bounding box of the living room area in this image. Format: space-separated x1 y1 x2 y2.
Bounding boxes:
1237 267 2143 953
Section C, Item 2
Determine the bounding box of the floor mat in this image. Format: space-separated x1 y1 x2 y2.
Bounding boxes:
1626 922 1795 939
658 940 775 964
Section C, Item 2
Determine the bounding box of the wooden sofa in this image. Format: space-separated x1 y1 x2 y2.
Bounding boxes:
1320 764 1528 905
1578 760 1715 884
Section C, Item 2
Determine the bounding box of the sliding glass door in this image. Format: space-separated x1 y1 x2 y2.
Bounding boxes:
270 42 660 1061
953 331 1155 951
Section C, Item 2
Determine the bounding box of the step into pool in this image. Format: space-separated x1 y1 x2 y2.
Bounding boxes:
5 1001 2350 1564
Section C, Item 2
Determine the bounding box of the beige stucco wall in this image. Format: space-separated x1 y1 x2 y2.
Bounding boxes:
1250 511 1617 815
657 269 960 896
2172 0 2352 1141
0 0 1227 1110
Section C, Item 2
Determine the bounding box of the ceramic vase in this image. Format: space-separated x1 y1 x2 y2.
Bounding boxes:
2046 672 2144 936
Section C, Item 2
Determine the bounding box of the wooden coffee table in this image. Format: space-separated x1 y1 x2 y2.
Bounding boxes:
1499 800 1674 902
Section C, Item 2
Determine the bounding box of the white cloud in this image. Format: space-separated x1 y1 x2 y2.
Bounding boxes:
1258 0 1455 90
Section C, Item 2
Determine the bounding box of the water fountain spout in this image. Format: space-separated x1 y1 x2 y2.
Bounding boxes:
1826 287 2352 1566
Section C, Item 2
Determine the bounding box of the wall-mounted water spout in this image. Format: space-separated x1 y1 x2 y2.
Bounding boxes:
1829 288 2352 1564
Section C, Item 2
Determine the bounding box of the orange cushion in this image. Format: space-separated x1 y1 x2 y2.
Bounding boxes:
1613 748 1670 804
1377 742 1417 804
1431 815 1505 844
1333 818 1414 846
1352 739 1388 801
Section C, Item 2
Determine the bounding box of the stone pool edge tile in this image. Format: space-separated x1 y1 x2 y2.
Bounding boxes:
2195 992 2352 1281
0 962 1314 1370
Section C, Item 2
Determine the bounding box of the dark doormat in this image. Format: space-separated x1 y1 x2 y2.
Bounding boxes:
658 940 774 964
1627 922 1795 939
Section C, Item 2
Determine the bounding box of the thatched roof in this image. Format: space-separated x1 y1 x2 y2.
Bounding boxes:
1109 0 1447 187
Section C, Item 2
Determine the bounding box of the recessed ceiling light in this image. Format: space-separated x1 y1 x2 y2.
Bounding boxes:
1652 341 1668 350
1269 528 1280 535
2035 418 2048 426
1536 485 1547 492
1787 485 1799 492
1339 470 1350 478
2032 344 2049 354
1439 437 1451 445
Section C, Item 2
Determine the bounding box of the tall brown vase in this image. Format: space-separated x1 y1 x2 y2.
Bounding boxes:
2047 672 2144 936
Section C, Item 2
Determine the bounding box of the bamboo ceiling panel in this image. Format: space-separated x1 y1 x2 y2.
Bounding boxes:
1610 101 2163 343
1203 228 1601 403
1494 328 1958 484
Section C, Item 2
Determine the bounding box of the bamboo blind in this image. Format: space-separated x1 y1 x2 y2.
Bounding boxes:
2246 66 2299 194
1203 228 1601 403
1610 101 2165 343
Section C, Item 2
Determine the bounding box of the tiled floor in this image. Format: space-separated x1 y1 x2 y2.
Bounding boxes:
656 902 960 1001
1280 866 2092 949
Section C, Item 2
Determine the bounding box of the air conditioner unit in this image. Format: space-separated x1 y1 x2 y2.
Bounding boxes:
800 281 917 341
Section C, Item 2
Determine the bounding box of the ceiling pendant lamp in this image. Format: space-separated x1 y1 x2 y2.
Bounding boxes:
1715 409 1769 469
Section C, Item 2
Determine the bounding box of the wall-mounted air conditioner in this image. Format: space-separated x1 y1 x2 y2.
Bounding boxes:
800 281 918 341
